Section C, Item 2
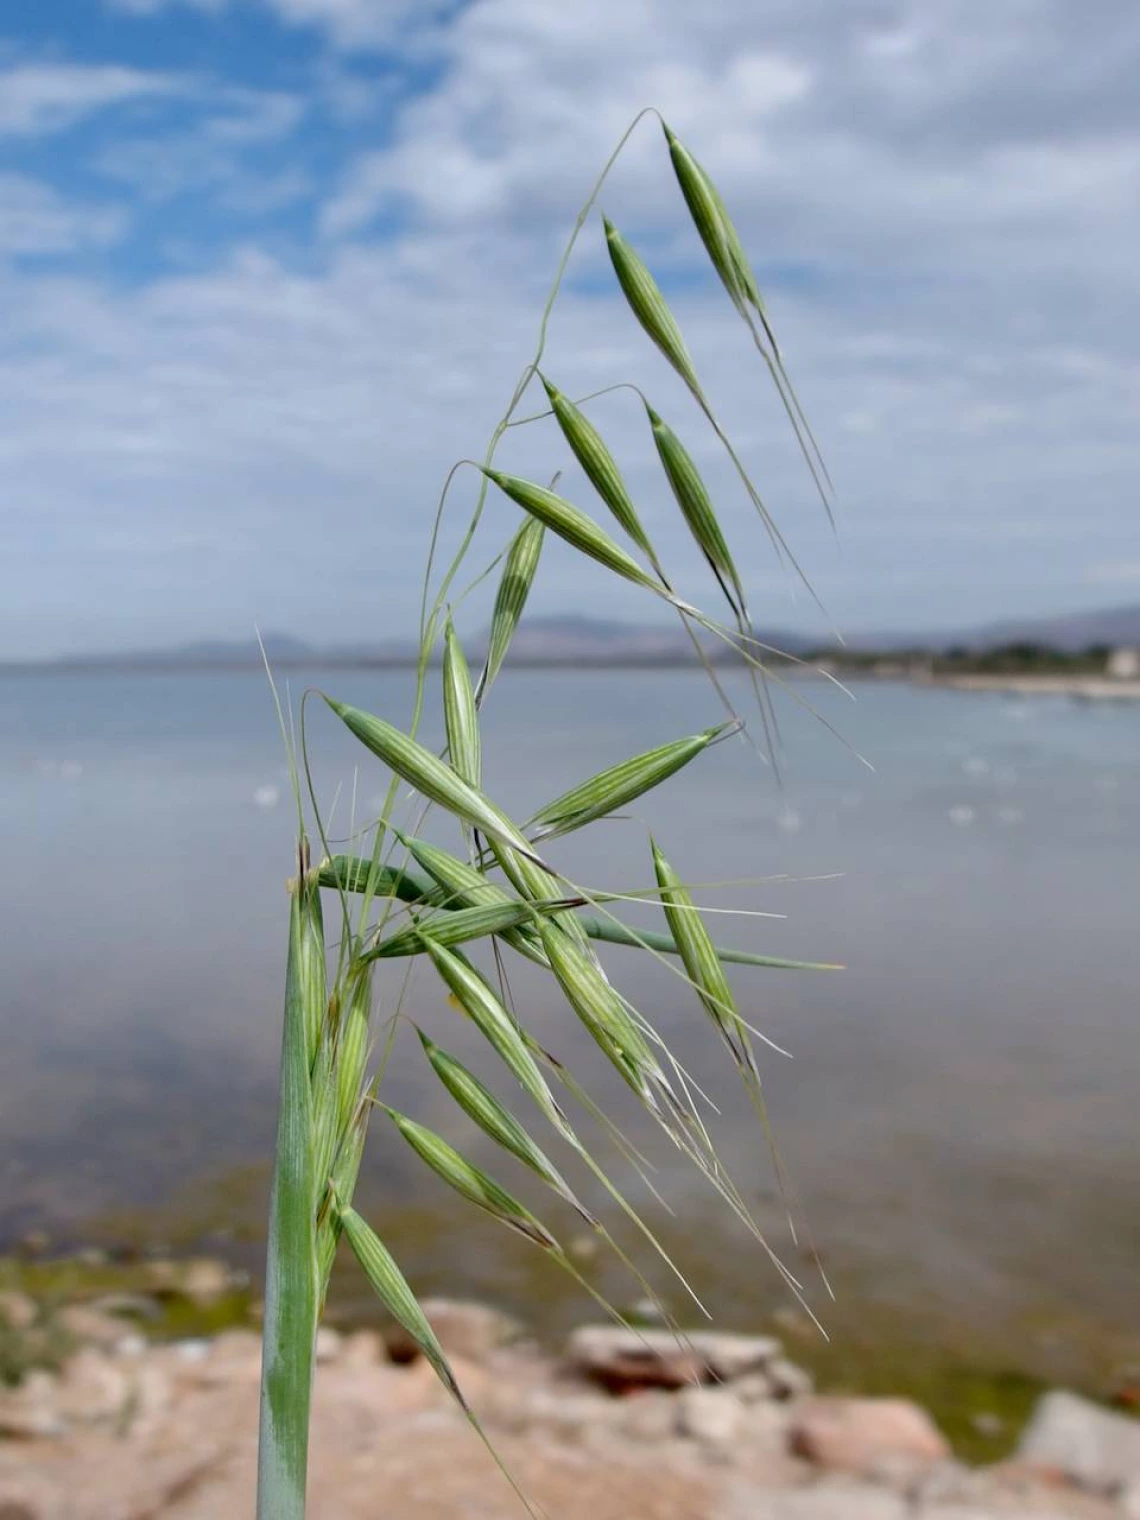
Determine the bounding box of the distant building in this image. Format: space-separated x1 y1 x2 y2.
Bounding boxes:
1107 647 1140 680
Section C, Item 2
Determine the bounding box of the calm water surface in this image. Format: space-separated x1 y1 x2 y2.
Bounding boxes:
2 669 1137 1381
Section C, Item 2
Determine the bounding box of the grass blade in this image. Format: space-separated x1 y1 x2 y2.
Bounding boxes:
381 1105 561 1249
323 695 534 858
257 854 320 1520
365 897 578 960
541 375 656 560
579 913 843 970
417 1028 593 1221
443 616 480 789
529 722 732 840
482 469 668 597
421 937 569 1132
646 404 748 621
338 1203 467 1406
476 515 545 705
603 216 703 400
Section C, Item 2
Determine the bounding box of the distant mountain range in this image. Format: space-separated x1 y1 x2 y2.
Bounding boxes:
9 604 1140 671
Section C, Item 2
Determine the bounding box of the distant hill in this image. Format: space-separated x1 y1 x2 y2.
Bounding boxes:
10 604 1140 671
941 602 1140 653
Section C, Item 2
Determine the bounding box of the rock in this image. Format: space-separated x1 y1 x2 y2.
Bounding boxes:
723 1480 908 1519
385 1299 519 1365
566 1326 782 1393
0 1372 63 1440
676 1387 744 1448
1017 1389 1140 1494
1120 1479 1140 1518
55 1348 129 1424
315 1327 342 1363
767 1358 815 1401
743 1401 794 1463
0 1501 41 1520
618 1391 676 1443
174 1337 211 1363
187 1329 261 1387
734 1372 776 1403
57 1304 134 1350
130 1359 173 1426
0 1292 36 1331
145 1256 232 1306
341 1329 382 1370
517 1386 617 1449
789 1397 950 1477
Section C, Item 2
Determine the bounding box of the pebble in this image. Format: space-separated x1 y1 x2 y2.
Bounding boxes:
385 1298 519 1365
768 1358 815 1400
1017 1389 1140 1493
676 1386 744 1447
315 1327 342 1363
567 1325 782 1393
790 1397 950 1476
0 1293 36 1331
55 1349 129 1425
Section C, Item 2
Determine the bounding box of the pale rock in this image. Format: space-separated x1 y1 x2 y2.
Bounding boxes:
0 1497 43 1520
0 1292 36 1331
55 1348 129 1424
114 1334 148 1359
174 1338 210 1362
619 1391 676 1443
57 1305 127 1350
909 1461 987 1508
744 1401 794 1462
315 1327 342 1363
145 1256 231 1306
722 1479 908 1519
519 1386 614 1443
185 1329 260 1387
735 1372 776 1403
340 1329 382 1370
677 1387 744 1447
767 1358 814 1401
790 1397 950 1476
0 1480 51 1520
1120 1479 1140 1519
567 1325 782 1392
385 1298 519 1365
0 1372 63 1440
1017 1390 1140 1494
124 1360 173 1436
377 1350 490 1415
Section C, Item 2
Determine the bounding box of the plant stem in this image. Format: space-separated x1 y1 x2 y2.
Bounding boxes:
257 863 319 1520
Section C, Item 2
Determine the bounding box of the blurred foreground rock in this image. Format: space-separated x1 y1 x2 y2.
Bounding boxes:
0 1299 1131 1519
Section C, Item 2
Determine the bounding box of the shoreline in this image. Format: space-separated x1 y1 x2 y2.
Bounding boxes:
914 674 1140 699
3 1257 1139 1518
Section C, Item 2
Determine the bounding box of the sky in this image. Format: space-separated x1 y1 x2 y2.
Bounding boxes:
2 0 1139 658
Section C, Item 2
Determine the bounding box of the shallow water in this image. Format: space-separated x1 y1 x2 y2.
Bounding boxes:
2 668 1138 1385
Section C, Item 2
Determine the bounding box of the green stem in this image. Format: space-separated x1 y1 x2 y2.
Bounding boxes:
257 861 319 1520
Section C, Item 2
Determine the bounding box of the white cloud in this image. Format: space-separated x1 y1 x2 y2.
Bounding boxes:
0 175 126 254
105 0 450 48
94 87 306 205
0 63 179 136
4 0 1140 655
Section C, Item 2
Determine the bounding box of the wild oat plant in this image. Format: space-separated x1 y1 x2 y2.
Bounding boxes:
256 113 844 1519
